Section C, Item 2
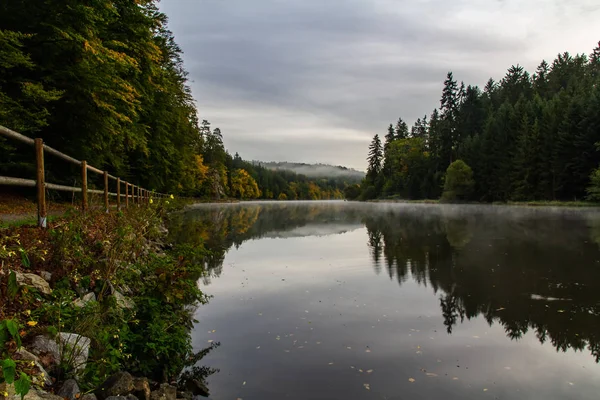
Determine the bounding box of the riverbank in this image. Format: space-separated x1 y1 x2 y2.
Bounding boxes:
0 201 214 400
368 198 600 207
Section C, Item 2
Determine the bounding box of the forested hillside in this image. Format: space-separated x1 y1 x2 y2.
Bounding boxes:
357 42 600 202
0 1 346 200
259 162 364 181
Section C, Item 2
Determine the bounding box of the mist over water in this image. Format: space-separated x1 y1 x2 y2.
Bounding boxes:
170 201 600 400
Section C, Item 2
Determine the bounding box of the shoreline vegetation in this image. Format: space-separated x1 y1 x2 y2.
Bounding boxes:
367 198 600 208
0 199 216 400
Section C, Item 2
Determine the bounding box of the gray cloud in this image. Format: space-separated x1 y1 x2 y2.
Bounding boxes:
160 0 599 170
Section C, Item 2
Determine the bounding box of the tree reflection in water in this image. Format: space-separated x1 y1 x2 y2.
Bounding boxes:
169 202 600 362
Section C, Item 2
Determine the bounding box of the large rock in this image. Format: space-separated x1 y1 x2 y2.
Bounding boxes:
13 348 40 363
39 271 52 282
149 384 176 400
113 291 135 310
132 378 151 400
3 383 62 400
96 372 134 400
57 379 80 400
57 333 90 375
30 336 60 368
73 292 96 308
15 272 52 295
30 334 90 374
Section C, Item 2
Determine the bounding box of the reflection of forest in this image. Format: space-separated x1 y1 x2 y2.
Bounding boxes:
170 203 600 362
168 202 364 282
365 207 600 362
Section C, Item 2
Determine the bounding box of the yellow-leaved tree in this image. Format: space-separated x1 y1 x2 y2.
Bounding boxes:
231 169 260 199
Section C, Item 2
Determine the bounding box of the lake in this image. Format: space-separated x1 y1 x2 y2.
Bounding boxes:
169 201 600 400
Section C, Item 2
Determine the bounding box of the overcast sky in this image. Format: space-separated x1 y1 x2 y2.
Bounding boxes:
159 0 599 170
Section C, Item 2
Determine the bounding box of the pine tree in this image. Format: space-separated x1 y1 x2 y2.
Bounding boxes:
395 118 409 140
367 134 383 181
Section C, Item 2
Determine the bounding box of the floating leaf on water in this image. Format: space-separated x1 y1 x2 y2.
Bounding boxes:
365 349 371 353
568 382 574 386
558 310 565 313
328 362 334 365
350 366 355 369
366 369 373 374
207 340 213 343
346 347 352 350
426 373 438 377
256 346 261 349
408 378 416 383
363 383 370 390
243 382 246 386
359 369 363 373
472 336 480 339
316 342 321 345
452 377 459 380
496 307 506 311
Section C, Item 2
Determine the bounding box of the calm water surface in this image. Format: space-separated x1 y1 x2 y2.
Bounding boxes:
169 201 600 400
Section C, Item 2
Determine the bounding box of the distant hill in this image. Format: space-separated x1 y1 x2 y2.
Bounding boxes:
255 161 365 182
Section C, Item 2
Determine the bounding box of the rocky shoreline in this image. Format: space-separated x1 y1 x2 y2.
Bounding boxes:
1 204 211 400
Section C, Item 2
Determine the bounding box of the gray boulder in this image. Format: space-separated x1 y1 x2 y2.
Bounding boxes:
39 271 52 282
96 372 134 400
73 292 96 308
15 272 52 295
113 291 135 310
57 333 90 374
30 336 60 368
149 384 176 400
13 348 40 363
132 378 151 400
30 334 90 375
57 379 80 400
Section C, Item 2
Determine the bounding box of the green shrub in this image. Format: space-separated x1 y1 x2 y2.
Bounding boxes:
586 168 600 202
442 160 474 202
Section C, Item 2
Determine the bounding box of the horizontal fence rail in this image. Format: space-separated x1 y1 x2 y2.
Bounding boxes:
0 124 171 228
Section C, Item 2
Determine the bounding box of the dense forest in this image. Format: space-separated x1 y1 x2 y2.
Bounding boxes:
0 0 348 200
353 41 600 202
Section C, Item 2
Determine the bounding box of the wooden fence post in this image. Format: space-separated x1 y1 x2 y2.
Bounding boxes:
117 178 121 211
104 171 109 213
35 138 47 228
81 161 88 212
125 182 129 208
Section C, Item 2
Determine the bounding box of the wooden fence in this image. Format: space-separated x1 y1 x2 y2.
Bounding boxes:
0 125 170 228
